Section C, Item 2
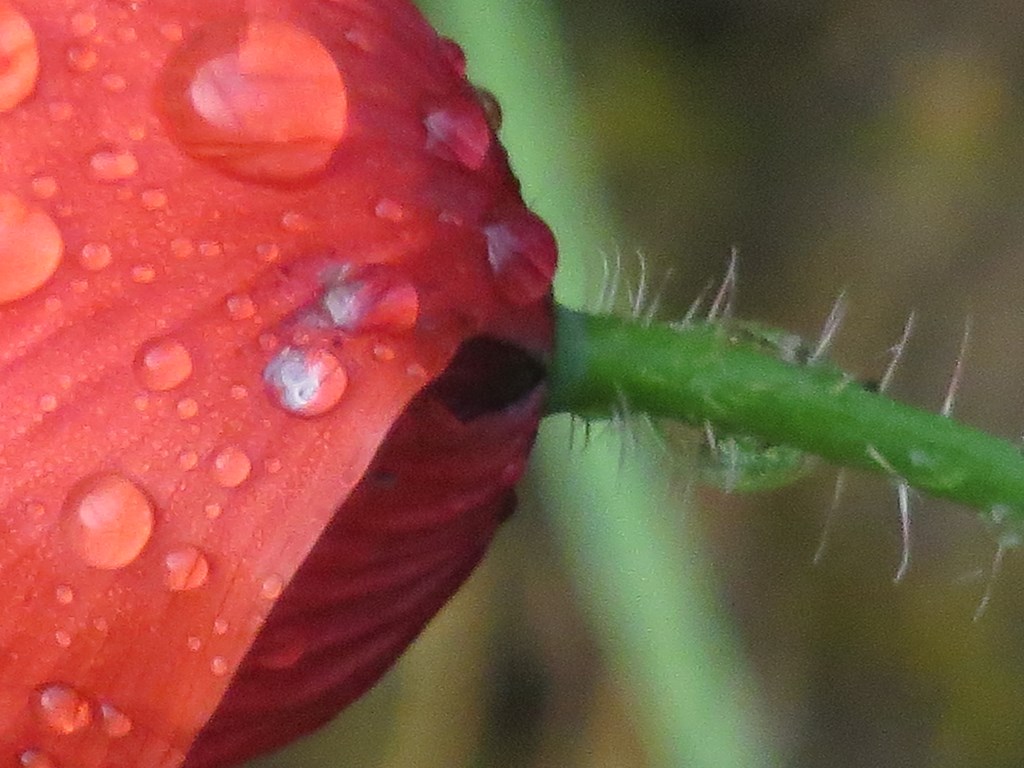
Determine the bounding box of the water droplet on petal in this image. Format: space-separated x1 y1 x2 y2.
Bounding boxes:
0 4 39 112
101 73 127 93
19 750 57 768
159 18 348 183
164 546 210 591
322 266 419 333
35 683 92 734
79 242 112 271
99 701 133 738
134 338 194 391
212 446 251 488
255 626 306 670
473 86 503 132
373 198 407 222
63 474 154 569
425 103 491 170
140 188 168 210
210 656 229 676
55 584 74 605
89 148 139 181
69 12 97 38
264 346 348 417
226 293 255 320
484 211 558 305
0 193 63 305
438 37 467 77
30 175 58 199
260 574 283 599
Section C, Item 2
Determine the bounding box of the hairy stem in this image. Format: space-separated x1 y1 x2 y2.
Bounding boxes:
547 304 1024 524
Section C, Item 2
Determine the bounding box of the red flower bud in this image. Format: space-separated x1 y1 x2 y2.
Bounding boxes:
0 2 556 766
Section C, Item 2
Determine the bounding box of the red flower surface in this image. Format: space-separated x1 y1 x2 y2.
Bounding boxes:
0 2 556 766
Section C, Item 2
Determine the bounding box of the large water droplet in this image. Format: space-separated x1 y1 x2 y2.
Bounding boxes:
63 474 154 569
424 102 491 170
212 446 251 488
322 266 419 333
134 338 194 391
264 346 348 417
159 18 348 183
0 4 39 112
164 546 210 591
0 193 63 305
34 683 92 734
484 211 558 305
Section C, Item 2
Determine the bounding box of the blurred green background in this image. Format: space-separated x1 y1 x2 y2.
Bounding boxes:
250 2 1024 766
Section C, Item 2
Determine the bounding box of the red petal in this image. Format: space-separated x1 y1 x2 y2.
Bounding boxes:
0 1 555 766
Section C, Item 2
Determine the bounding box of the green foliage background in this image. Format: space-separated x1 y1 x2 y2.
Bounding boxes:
250 2 1024 766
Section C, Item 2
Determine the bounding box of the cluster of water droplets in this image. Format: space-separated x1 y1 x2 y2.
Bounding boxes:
263 263 420 417
21 682 134 765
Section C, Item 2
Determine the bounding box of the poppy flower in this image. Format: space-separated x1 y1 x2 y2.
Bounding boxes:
0 1 556 766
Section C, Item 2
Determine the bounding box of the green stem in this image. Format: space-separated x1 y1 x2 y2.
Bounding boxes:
548 305 1024 525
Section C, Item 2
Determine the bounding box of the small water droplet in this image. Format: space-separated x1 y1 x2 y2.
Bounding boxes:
101 73 127 92
140 189 168 210
197 241 222 257
0 193 64 305
134 338 194 391
99 702 132 738
204 502 222 520
210 656 229 676
438 37 467 77
164 546 210 591
264 346 348 417
178 450 199 470
373 198 407 222
176 397 199 419
130 264 157 283
69 12 97 37
226 293 255 320
255 626 306 670
66 45 97 73
89 148 139 181
322 266 419 333
160 22 184 43
212 618 229 635
372 343 396 362
55 584 74 605
255 242 280 263
38 393 57 412
186 635 202 651
170 237 194 258
35 683 92 734
260 574 283 600
212 446 251 488
425 103 492 170
483 211 558 305
54 630 71 648
280 210 311 233
63 473 154 569
30 176 59 199
0 5 39 112
19 750 57 768
159 18 348 183
473 87 503 133
79 242 112 271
